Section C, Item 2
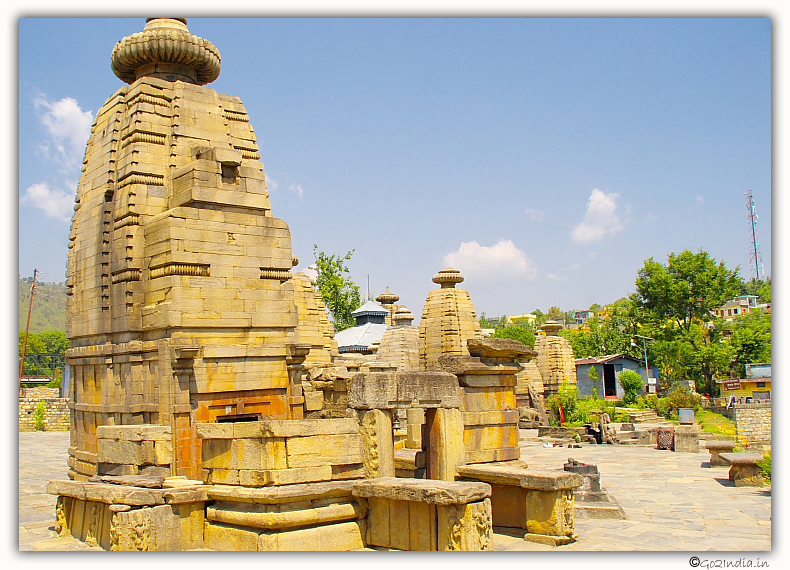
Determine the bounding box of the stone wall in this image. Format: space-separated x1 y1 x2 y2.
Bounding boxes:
19 396 70 431
732 402 771 450
21 386 61 399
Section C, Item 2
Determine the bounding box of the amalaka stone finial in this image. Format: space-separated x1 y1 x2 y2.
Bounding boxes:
376 286 400 305
392 307 415 326
541 320 563 336
432 268 464 288
111 18 221 85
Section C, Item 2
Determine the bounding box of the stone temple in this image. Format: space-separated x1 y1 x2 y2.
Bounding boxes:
50 19 584 551
65 18 316 482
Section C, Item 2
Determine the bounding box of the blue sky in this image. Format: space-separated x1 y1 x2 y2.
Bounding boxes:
17 16 772 319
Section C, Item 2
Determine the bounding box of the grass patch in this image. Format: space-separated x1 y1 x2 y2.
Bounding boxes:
696 409 737 437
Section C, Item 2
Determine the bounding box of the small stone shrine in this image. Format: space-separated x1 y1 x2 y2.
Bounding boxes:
419 268 482 372
533 321 577 399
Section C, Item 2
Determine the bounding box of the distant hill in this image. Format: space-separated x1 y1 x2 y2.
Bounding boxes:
19 277 67 333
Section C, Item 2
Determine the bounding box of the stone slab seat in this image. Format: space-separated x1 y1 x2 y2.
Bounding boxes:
705 440 737 467
705 440 737 450
351 477 494 551
352 477 490 505
456 465 582 491
718 452 765 487
47 479 209 506
455 465 583 546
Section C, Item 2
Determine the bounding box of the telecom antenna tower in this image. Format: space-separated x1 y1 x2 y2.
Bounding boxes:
745 189 764 280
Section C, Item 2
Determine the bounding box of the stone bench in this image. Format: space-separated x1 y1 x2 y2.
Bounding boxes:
705 440 736 467
47 478 208 550
456 464 583 546
718 452 764 487
351 477 492 550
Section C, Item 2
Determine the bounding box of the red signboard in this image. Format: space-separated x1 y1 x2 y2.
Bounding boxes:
722 379 741 391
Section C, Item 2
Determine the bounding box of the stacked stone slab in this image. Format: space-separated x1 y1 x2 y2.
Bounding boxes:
419 268 482 371
534 321 577 399
95 425 173 478
438 338 535 465
64 18 311 482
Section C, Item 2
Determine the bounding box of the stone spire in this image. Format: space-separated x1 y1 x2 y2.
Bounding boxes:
375 286 401 325
111 18 221 85
534 320 577 399
419 267 481 371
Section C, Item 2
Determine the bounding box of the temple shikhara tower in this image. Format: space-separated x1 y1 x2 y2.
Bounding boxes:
65 18 308 481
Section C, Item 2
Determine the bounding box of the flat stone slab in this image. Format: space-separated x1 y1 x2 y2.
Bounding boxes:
456 465 583 491
47 479 208 505
196 418 360 439
719 453 763 465
352 477 491 505
467 338 535 359
88 474 165 488
207 481 357 504
348 371 462 410
705 440 737 451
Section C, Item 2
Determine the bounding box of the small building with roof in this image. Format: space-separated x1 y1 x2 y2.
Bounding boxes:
716 363 771 402
334 300 390 354
575 354 659 399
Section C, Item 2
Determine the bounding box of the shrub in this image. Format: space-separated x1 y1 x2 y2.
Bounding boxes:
618 370 644 405
547 379 579 425
657 385 702 419
34 401 46 431
46 375 62 390
591 387 598 400
758 453 771 481
636 393 659 411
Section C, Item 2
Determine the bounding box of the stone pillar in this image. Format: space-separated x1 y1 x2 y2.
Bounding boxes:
423 408 466 481
358 409 396 478
406 407 424 449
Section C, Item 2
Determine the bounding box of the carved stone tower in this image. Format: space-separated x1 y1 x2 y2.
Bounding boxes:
65 19 306 480
418 268 482 371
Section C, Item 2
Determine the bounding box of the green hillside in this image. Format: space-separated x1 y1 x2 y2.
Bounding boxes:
19 276 67 333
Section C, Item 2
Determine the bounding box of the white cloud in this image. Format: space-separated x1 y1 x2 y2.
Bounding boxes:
571 188 624 243
21 183 74 221
696 195 705 206
33 94 93 170
525 208 545 221
266 175 278 191
443 239 536 279
289 183 304 199
546 273 565 281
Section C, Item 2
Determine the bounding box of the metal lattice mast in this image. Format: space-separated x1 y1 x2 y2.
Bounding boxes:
745 190 764 281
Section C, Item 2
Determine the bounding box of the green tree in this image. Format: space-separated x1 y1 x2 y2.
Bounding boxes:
727 309 771 377
531 309 548 328
312 246 361 332
635 250 742 395
493 324 535 348
635 250 742 334
741 277 771 303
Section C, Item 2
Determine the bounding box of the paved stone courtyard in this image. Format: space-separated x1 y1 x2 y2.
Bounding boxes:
19 430 771 552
